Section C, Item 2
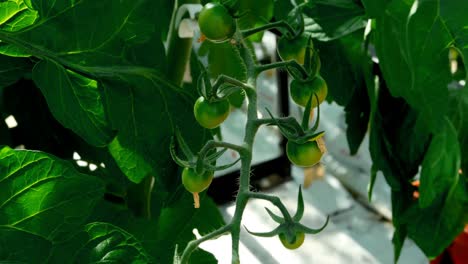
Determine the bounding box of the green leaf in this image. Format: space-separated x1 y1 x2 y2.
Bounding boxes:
0 146 104 241
404 181 468 258
391 224 407 263
49 222 152 263
155 192 225 264
314 31 372 153
0 0 210 185
440 0 468 83
0 54 30 89
32 59 113 147
419 118 461 208
345 81 370 155
360 0 390 18
0 0 38 32
103 74 209 184
315 31 367 106
302 0 367 41
369 79 430 190
403 0 453 130
448 88 468 172
0 226 52 263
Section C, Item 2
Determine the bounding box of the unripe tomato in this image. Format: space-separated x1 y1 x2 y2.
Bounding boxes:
286 140 324 167
277 34 312 65
198 3 236 42
279 232 305 250
290 76 328 108
194 97 230 129
182 167 214 193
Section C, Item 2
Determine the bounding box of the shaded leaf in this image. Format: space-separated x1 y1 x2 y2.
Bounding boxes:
419 119 461 207
303 0 367 41
32 59 113 147
0 226 52 263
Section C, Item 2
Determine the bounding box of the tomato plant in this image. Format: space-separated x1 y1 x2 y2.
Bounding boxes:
0 0 466 263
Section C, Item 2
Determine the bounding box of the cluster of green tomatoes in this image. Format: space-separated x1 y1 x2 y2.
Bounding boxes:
182 2 329 250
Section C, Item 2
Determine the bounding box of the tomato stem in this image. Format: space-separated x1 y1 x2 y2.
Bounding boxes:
241 20 297 39
255 60 309 79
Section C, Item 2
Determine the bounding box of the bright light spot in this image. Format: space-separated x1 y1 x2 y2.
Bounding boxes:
100 163 106 168
460 80 466 86
192 228 202 239
257 111 263 119
76 160 88 167
89 163 98 171
5 115 18 128
73 152 81 160
15 145 25 150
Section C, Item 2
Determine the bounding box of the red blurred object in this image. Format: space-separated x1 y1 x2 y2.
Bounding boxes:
429 226 468 264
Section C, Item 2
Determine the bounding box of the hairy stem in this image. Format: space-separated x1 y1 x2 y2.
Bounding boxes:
180 224 233 263
256 60 308 78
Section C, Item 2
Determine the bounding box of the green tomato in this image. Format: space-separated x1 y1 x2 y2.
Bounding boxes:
194 97 230 129
198 3 236 42
286 140 323 167
277 34 312 65
279 232 305 250
290 76 328 108
182 167 214 193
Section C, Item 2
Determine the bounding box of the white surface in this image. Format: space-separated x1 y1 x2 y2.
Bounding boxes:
202 179 427 264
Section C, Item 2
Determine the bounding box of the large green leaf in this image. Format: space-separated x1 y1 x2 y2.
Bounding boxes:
374 0 465 131
315 31 372 153
0 1 37 32
0 0 210 184
49 222 151 263
0 146 104 241
402 180 468 258
419 119 461 207
448 88 468 173
403 0 453 130
373 0 413 100
103 74 209 183
0 226 52 263
32 59 113 147
0 0 37 56
303 0 367 41
369 78 430 191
